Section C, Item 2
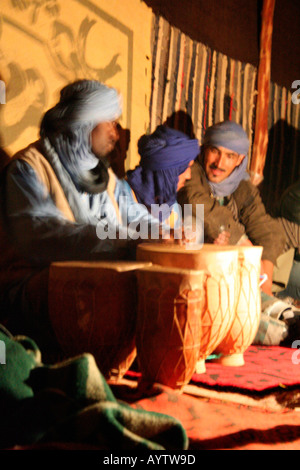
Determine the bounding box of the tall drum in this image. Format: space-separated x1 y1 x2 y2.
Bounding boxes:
137 243 239 373
215 246 263 366
48 260 151 380
136 265 206 390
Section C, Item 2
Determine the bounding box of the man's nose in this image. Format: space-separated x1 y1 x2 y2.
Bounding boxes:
110 123 120 142
215 152 226 168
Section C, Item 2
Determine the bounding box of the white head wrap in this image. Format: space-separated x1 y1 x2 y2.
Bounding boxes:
40 80 122 192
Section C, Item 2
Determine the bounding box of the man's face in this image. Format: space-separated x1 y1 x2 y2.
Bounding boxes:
204 145 245 183
91 121 119 159
177 160 194 191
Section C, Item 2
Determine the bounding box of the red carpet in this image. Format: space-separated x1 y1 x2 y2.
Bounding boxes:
191 345 300 392
127 345 300 392
127 384 300 450
121 345 300 449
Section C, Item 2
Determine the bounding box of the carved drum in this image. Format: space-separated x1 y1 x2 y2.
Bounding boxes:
48 260 151 380
214 246 262 366
135 265 206 389
137 243 239 373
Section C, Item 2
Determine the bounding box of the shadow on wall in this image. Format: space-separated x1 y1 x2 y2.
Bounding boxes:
163 98 241 143
163 110 196 139
260 119 300 215
0 73 11 172
108 123 131 179
0 122 11 172
0 147 10 173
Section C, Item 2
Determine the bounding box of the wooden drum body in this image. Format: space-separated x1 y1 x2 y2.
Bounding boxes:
137 243 239 373
48 261 151 380
136 265 206 390
215 246 263 366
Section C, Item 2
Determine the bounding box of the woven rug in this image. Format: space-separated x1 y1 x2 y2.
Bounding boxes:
126 384 300 450
127 345 300 393
191 345 300 392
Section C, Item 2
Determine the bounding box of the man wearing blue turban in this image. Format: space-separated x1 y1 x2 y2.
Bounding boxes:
178 120 299 346
126 125 199 226
0 79 160 354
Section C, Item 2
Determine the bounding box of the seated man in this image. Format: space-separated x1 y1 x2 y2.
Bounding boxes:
177 120 299 346
0 79 161 353
126 125 200 232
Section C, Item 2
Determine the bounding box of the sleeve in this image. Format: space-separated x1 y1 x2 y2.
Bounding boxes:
1 160 136 265
177 160 245 244
236 181 287 263
114 178 163 239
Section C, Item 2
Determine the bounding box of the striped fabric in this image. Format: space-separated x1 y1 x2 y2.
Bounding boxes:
149 15 257 161
149 15 300 207
263 82 300 211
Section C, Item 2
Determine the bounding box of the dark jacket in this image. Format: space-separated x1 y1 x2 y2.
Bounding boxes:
177 158 287 264
278 179 300 226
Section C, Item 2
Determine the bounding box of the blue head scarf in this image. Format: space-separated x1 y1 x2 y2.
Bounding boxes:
40 79 122 193
126 125 199 219
202 120 250 197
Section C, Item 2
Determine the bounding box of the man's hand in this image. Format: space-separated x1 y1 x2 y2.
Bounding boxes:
237 235 253 247
260 259 274 296
213 230 231 246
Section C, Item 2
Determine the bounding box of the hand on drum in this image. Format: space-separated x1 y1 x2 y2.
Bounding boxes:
214 230 231 246
157 226 198 246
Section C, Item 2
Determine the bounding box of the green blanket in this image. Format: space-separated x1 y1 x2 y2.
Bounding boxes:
0 325 188 450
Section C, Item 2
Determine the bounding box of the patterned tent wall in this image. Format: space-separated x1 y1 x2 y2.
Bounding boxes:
149 16 257 157
149 15 300 212
262 82 300 212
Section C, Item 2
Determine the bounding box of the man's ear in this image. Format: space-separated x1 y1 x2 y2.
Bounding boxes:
236 154 246 166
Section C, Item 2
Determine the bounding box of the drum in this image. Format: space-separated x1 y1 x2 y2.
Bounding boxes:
48 260 151 380
137 243 239 373
135 265 206 390
215 246 263 366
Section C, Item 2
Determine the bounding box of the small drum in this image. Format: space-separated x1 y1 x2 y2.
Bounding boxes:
137 243 239 373
48 260 151 380
135 265 206 390
215 246 263 366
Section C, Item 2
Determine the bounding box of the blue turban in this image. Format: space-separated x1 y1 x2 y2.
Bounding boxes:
126 126 199 218
202 120 250 197
40 79 122 193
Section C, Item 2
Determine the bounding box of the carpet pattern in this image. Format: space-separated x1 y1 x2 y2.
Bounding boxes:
191 345 300 392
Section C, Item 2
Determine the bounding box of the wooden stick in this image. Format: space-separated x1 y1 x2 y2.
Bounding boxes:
250 0 276 185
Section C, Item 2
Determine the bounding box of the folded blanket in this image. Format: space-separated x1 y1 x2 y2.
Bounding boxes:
0 325 188 450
